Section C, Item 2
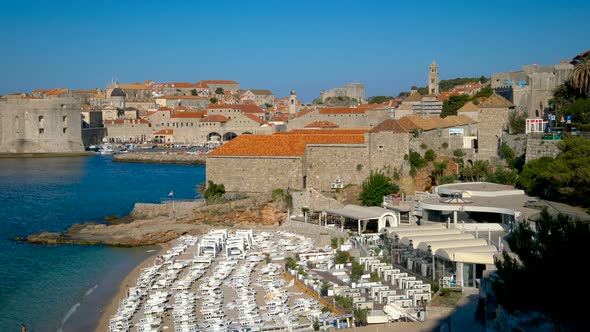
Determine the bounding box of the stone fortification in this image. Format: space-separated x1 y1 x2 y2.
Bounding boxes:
113 152 206 165
0 98 84 153
291 188 344 216
525 139 561 163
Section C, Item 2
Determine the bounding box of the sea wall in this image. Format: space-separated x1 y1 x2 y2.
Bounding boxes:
113 152 206 165
130 201 205 219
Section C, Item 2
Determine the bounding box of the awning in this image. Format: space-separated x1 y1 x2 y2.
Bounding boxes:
417 238 488 253
435 245 499 265
325 205 396 220
390 228 461 240
401 233 475 247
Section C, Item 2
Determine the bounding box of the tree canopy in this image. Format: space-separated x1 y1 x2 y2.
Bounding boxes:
367 96 395 104
204 180 225 202
516 137 590 206
360 170 399 206
493 210 590 329
214 87 224 94
441 94 470 118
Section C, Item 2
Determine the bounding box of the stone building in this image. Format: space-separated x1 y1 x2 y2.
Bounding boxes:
206 115 476 194
0 98 84 153
118 82 153 101
104 118 152 143
399 92 443 116
155 95 209 109
320 83 365 103
198 80 240 93
240 89 274 106
473 94 515 160
491 60 573 118
288 90 300 114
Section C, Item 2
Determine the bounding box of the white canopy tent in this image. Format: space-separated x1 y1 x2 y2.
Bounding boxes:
325 205 398 234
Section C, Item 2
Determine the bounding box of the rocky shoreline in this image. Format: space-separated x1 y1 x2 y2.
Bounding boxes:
19 194 287 247
113 152 206 165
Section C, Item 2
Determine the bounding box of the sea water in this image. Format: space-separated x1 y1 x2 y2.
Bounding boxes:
0 155 205 331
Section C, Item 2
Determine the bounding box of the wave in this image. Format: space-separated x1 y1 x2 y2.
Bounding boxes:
84 284 98 297
57 302 80 332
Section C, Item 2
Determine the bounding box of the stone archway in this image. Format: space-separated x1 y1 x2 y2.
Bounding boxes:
223 132 238 141
207 132 221 142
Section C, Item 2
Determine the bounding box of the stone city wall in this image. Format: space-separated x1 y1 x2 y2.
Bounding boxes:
82 127 107 146
291 188 344 215
114 152 206 165
130 201 205 219
525 138 561 163
367 132 410 173
206 155 304 193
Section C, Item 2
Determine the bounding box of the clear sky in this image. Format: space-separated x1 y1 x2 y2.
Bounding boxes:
1 0 589 102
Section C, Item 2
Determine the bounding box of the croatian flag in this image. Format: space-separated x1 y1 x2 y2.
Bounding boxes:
168 190 174 197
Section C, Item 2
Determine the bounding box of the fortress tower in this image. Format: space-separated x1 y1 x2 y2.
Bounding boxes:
429 60 440 95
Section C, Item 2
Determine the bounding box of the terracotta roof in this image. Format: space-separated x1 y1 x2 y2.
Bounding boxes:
403 92 423 102
44 88 69 96
276 129 367 135
158 106 173 111
209 134 365 157
200 115 229 123
296 108 315 117
269 113 290 122
154 129 174 135
119 83 150 90
199 80 239 85
319 107 365 115
93 93 106 98
478 94 514 108
242 113 266 125
304 121 339 129
193 81 209 88
170 111 207 119
156 95 207 100
369 115 476 133
457 101 479 112
245 89 273 95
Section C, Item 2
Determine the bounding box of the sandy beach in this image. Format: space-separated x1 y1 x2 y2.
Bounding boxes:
94 241 172 332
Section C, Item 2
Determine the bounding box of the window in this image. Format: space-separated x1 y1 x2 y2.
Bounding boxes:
378 145 384 150
62 115 67 122
39 128 44 134
38 116 44 122
63 128 67 134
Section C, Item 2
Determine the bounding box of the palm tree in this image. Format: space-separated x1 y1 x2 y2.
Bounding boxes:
569 56 590 97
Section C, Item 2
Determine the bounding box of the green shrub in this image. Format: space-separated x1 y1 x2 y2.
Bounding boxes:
440 288 452 297
204 180 225 202
360 170 399 206
420 143 428 150
442 142 449 149
424 149 437 161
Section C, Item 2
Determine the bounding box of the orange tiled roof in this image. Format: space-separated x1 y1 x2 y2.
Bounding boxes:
158 106 173 111
356 103 383 110
199 80 238 85
44 88 69 96
244 89 273 95
193 81 209 88
170 111 206 119
269 113 290 122
209 134 365 157
154 129 174 135
119 83 150 90
319 107 365 115
304 121 339 129
242 113 266 125
369 115 475 133
93 93 106 98
200 115 229 123
296 108 315 117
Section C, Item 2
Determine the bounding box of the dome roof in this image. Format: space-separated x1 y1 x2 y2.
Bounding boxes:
110 88 126 97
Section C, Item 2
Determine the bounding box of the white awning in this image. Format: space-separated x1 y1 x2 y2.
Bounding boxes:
390 228 461 240
417 238 488 253
436 245 499 264
401 233 475 247
325 205 395 220
382 224 444 234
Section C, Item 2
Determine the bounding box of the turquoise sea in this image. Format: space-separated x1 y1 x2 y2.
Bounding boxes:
0 155 205 331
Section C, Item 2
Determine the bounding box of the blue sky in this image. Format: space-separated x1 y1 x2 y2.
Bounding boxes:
1 0 589 102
